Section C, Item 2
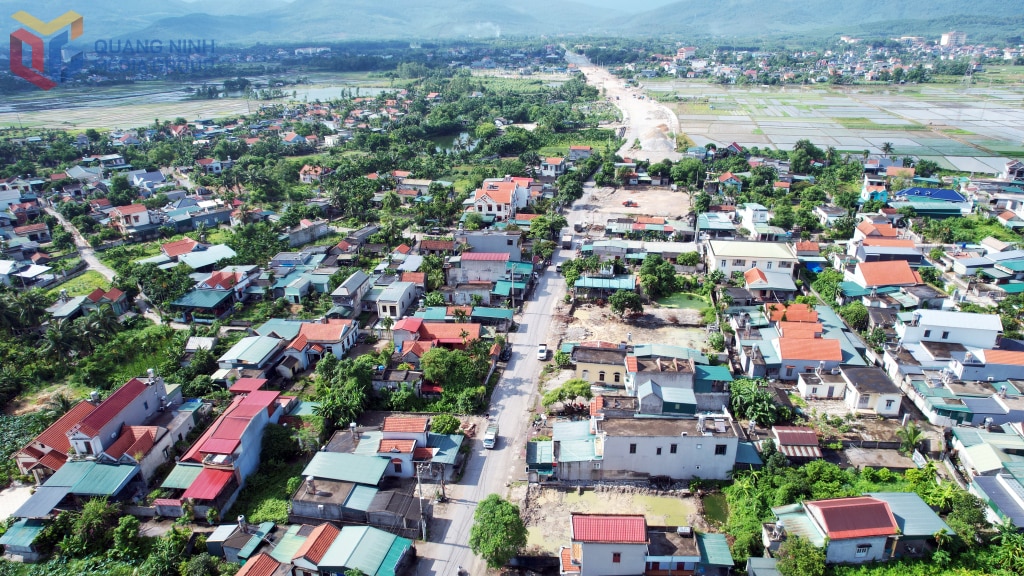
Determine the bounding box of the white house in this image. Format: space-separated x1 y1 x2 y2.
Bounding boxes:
841 366 902 417
66 376 172 457
540 157 567 178
377 281 417 319
706 241 798 277
567 514 648 576
895 309 1003 349
471 181 516 222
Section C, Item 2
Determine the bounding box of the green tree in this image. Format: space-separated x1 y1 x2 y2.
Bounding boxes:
776 535 825 576
639 254 678 299
838 302 869 331
542 378 593 408
431 413 462 435
896 420 925 455
381 190 402 212
111 515 141 559
179 552 219 576
609 289 644 317
469 494 528 569
811 269 844 302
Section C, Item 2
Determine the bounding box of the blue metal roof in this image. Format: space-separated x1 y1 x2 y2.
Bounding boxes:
895 187 965 203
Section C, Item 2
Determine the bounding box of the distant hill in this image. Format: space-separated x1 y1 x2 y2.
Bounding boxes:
1 0 1021 44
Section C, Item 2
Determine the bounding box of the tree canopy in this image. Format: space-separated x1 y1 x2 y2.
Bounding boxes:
469 494 528 569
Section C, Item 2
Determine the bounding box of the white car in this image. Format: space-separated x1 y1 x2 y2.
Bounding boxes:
537 344 548 360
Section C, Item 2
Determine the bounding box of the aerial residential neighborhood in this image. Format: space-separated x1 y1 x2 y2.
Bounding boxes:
2 8 1024 576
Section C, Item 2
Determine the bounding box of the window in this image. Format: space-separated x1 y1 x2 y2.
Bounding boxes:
599 371 606 382
885 399 895 409
393 461 402 474
143 401 149 410
670 444 677 454
507 239 514 246
786 366 795 377
779 261 793 268
942 331 950 339
656 447 662 455
612 553 621 563
715 444 727 455
732 259 746 266
614 373 621 383
766 262 773 269
750 261 757 268
924 330 931 337
581 370 589 380
629 444 637 454
696 444 702 449
812 387 818 395
720 260 727 268
855 544 872 558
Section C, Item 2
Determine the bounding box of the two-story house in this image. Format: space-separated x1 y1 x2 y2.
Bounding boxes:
448 252 510 286
377 281 418 320
470 181 517 223
706 241 798 277
540 157 568 178
66 376 172 457
109 204 151 236
895 309 1002 349
330 269 371 312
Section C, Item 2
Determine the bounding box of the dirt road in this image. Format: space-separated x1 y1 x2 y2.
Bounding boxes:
567 52 682 163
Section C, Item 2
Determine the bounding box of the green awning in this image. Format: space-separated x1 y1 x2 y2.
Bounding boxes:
492 280 527 296
160 463 204 489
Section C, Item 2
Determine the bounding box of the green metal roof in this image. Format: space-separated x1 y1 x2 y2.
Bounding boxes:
866 492 953 538
177 244 237 269
527 440 554 468
286 401 321 417
378 535 414 576
997 260 1024 272
771 504 826 547
269 524 308 564
220 336 282 365
558 439 597 463
160 463 205 489
344 485 379 512
45 461 139 496
507 261 534 275
660 386 697 408
415 307 448 321
237 522 275 560
695 365 733 383
254 318 303 339
998 282 1024 294
574 275 636 290
426 433 463 466
736 442 763 466
320 525 403 572
697 533 734 567
471 307 514 320
0 519 45 549
302 452 388 486
838 281 900 298
492 280 527 296
170 289 233 309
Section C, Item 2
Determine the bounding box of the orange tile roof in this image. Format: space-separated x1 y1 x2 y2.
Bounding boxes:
235 552 282 576
298 319 353 342
980 349 1024 366
395 243 411 254
744 268 768 285
161 237 200 258
885 166 915 178
862 238 916 248
635 216 666 225
204 270 241 290
999 210 1019 222
288 333 309 352
474 181 516 205
857 221 898 238
766 303 818 323
856 260 920 287
293 523 340 564
560 547 580 573
76 378 147 437
413 447 435 460
401 272 426 285
378 439 416 453
778 322 823 338
401 340 434 358
113 204 147 215
420 322 481 343
39 450 68 471
806 497 898 539
795 241 819 252
778 337 842 362
104 425 158 459
382 416 429 433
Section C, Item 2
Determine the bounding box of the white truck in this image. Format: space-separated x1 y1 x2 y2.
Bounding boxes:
483 420 499 449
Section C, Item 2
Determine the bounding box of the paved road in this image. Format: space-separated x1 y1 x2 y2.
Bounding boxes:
44 206 117 282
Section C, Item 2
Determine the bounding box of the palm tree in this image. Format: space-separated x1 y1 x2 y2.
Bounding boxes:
380 315 394 338
46 392 76 415
896 420 925 455
16 291 48 328
453 308 469 323
881 142 894 155
0 293 18 333
381 190 401 213
40 319 78 367
86 303 120 338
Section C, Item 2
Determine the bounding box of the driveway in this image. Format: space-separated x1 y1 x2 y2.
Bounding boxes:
44 206 117 282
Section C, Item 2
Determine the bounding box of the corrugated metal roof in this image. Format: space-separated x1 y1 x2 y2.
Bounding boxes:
574 275 636 290
344 485 379 512
973 475 1024 528
426 433 463 466
697 533 734 567
182 468 234 501
348 524 394 574
527 441 554 467
377 535 414 576
237 522 276 560
46 461 139 496
0 519 45 549
805 497 898 539
13 485 70 518
269 524 308 564
779 444 823 459
866 492 953 538
736 442 763 466
302 452 388 485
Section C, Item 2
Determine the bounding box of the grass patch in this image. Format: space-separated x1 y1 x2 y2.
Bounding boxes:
655 292 711 310
836 117 926 131
44 270 109 299
942 128 975 135
538 139 618 157
232 461 305 524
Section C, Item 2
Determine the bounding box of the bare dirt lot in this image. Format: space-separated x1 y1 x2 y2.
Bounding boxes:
520 486 701 554
550 302 708 352
577 185 694 224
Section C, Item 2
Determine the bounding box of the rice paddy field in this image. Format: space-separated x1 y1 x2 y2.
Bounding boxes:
646 77 1024 173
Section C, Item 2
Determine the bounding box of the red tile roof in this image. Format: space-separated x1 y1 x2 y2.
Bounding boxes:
805 497 898 539
624 357 638 373
413 447 435 461
39 450 68 471
560 547 580 573
401 340 434 358
293 523 340 564
288 333 309 352
571 514 647 543
86 287 124 303
778 337 842 362
856 260 920 288
161 237 200 258
590 396 605 417
229 378 268 393
235 553 281 576
204 270 241 290
393 317 423 333
857 221 898 238
766 303 818 323
401 272 426 286
795 241 819 253
298 319 352 342
104 425 158 459
378 439 416 453
420 322 481 343
420 239 454 251
113 204 148 215
13 222 47 234
744 268 768 286
28 403 94 456
474 181 516 205
980 349 1024 366
382 416 429 433
395 243 411 254
76 378 147 437
777 322 823 338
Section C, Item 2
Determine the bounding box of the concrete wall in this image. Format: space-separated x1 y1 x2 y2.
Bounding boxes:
579 542 646 576
601 435 738 480
576 362 626 386
825 536 889 564
897 323 998 350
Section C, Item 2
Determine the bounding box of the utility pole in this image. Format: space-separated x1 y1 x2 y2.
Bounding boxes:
415 463 427 541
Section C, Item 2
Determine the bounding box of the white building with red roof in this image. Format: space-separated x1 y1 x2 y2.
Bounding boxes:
568 514 648 576
66 376 172 457
109 203 151 235
470 181 517 222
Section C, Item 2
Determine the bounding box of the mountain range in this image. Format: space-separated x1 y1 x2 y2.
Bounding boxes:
2 0 1021 45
